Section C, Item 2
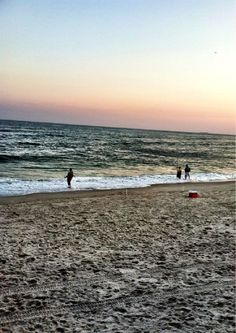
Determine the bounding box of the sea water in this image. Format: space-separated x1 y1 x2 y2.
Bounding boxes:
0 119 235 196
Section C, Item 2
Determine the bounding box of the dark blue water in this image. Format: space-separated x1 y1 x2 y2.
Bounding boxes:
0 119 235 196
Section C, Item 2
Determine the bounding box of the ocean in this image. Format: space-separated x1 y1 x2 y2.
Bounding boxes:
0 119 235 196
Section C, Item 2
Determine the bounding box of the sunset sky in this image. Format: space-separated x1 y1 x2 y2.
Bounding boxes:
0 0 235 134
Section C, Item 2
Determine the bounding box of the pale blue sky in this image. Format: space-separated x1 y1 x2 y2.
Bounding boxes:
1 0 234 57
0 0 235 133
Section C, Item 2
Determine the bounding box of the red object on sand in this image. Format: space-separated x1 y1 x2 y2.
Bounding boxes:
188 190 199 198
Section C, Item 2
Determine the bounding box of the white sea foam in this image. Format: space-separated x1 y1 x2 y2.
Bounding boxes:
0 173 234 197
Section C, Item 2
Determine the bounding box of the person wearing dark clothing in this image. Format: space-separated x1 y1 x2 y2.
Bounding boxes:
184 164 191 180
66 168 74 188
176 166 182 179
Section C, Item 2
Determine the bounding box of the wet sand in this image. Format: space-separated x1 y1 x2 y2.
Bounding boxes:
0 181 235 332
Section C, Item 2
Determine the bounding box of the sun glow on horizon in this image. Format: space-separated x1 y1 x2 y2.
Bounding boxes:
0 0 235 134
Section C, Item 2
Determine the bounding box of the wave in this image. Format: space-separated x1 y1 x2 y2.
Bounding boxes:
18 142 41 146
0 154 63 163
131 147 215 158
0 128 15 132
0 173 234 197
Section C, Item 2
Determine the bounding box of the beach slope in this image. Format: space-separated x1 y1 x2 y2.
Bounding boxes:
0 182 235 332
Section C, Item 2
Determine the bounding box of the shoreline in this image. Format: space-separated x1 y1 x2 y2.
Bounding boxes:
0 180 235 205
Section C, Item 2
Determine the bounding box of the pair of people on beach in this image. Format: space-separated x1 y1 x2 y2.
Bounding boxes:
177 164 191 180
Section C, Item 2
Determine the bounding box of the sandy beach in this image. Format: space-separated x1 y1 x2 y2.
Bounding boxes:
0 181 235 332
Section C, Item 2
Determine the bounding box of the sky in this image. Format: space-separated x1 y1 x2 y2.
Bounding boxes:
0 0 235 134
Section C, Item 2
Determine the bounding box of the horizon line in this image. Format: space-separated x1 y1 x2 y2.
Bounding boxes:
0 117 235 136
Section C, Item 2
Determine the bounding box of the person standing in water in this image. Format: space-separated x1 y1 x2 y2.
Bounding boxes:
184 164 191 180
176 166 182 179
66 168 74 188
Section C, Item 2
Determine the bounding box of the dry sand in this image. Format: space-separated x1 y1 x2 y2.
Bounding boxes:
0 181 235 332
